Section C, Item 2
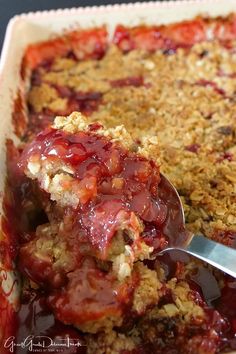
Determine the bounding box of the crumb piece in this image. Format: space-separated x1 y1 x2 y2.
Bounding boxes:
87 330 137 354
28 83 66 113
132 262 162 315
53 112 88 133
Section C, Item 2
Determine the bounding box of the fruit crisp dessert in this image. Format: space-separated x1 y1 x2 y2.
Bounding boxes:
18 111 169 330
2 13 236 354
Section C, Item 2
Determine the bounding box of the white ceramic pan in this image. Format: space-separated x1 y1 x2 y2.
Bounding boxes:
1 0 236 351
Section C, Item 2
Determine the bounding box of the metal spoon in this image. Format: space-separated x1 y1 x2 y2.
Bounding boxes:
158 174 236 278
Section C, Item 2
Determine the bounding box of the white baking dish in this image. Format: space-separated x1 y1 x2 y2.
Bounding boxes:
1 0 236 351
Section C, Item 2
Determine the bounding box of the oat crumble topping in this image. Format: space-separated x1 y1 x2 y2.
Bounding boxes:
6 15 236 354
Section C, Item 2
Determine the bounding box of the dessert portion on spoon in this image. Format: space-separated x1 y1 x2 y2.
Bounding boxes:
18 111 174 333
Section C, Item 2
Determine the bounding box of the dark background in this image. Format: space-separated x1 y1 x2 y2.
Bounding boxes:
0 0 166 50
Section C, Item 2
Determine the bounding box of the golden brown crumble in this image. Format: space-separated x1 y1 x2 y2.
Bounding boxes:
132 262 162 315
23 30 236 353
87 329 138 354
28 40 236 243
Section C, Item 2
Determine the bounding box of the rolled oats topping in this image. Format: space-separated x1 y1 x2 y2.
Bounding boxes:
6 14 236 354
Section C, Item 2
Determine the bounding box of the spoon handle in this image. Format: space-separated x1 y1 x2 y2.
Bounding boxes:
186 235 236 278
